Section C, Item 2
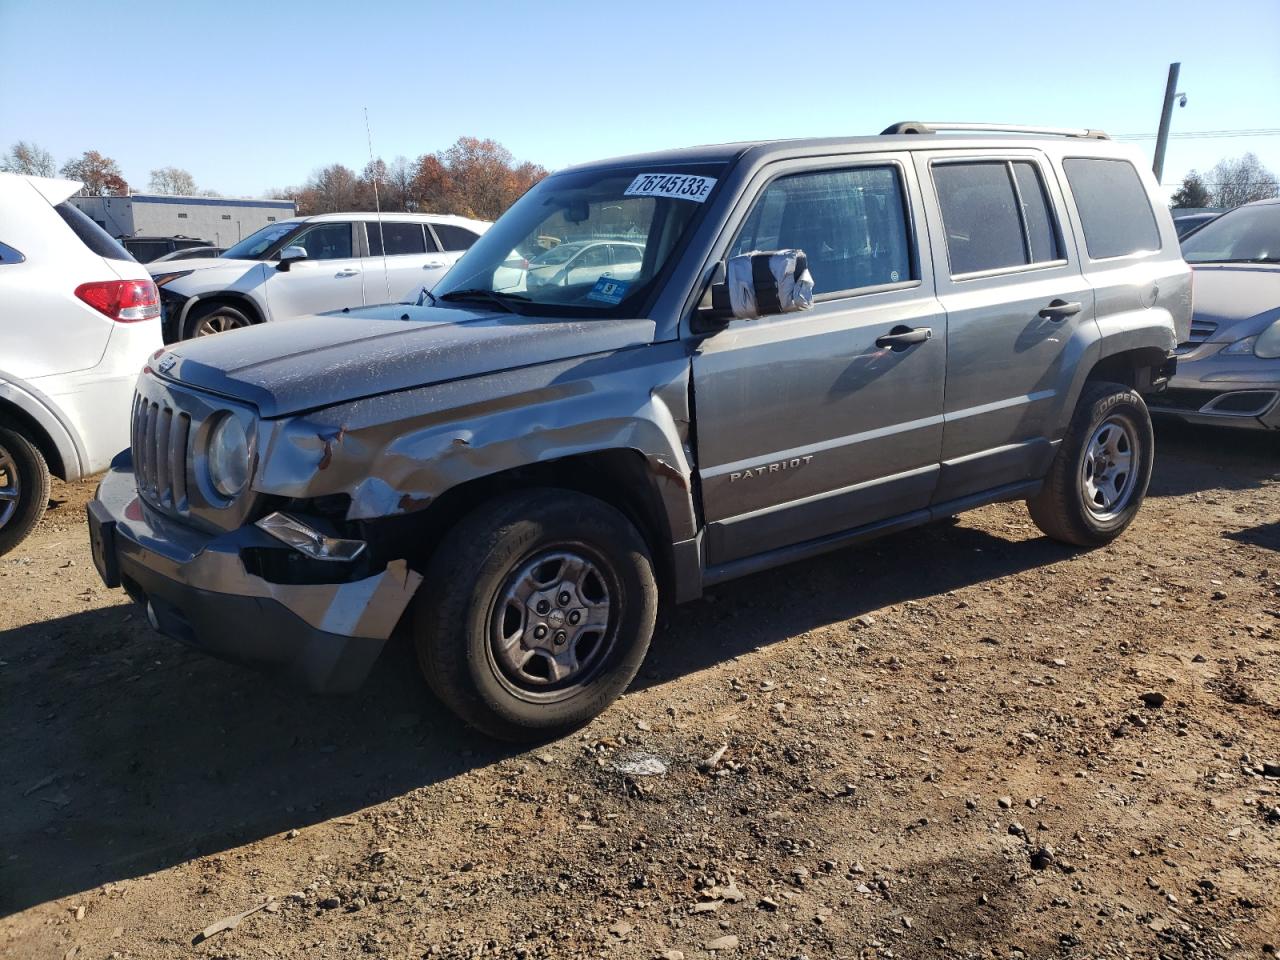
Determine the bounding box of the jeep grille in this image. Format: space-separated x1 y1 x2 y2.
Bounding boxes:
132 394 192 515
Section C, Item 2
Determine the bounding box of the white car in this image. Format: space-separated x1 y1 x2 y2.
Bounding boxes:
525 239 644 290
151 212 490 341
0 173 162 555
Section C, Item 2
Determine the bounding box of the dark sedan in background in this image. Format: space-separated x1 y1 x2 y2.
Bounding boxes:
1148 198 1280 430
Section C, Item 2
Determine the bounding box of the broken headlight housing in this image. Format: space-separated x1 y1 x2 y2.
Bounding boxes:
207 414 251 499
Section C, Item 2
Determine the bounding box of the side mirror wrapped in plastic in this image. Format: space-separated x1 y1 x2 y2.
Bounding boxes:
698 250 814 327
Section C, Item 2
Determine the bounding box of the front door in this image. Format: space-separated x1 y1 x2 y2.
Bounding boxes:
692 157 946 567
914 152 1096 503
264 221 364 320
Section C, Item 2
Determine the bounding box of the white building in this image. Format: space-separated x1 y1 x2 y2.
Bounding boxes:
69 194 297 247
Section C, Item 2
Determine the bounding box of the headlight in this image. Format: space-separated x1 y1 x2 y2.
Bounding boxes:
207 415 250 499
152 270 192 287
1222 336 1259 356
1256 319 1280 359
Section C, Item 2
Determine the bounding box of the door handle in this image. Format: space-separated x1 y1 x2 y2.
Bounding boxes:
875 325 933 349
1039 299 1082 321
335 269 361 278
422 262 446 269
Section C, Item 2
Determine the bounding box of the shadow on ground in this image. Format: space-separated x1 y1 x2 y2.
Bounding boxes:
1 419 1271 915
1149 419 1278 498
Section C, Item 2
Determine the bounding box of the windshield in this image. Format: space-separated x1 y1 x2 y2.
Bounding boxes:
433 164 725 316
1181 203 1280 263
221 221 299 260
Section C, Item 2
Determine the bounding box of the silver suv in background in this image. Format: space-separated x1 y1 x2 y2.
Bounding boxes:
90 122 1189 739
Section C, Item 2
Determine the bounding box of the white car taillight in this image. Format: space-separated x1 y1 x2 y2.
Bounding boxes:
74 279 161 322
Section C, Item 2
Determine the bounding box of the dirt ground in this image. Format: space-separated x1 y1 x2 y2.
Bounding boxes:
1 421 1277 960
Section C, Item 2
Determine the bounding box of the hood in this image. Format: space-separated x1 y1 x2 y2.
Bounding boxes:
1191 263 1280 339
154 304 657 417
149 256 253 275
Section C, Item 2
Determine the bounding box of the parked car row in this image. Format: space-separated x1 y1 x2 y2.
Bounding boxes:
121 234 218 263
3 122 1275 742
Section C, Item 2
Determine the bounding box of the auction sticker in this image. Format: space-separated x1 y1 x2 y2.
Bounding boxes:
586 277 630 305
624 172 717 203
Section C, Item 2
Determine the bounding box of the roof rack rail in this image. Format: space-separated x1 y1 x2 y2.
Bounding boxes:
881 121 1109 140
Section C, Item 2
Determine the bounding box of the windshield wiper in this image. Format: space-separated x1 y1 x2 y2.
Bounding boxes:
438 288 531 314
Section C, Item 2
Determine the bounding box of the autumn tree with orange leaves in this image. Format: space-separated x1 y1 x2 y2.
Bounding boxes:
275 138 546 220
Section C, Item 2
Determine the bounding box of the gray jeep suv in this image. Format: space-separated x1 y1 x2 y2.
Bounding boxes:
88 122 1190 740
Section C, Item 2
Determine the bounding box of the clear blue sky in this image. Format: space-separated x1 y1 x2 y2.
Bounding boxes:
2 0 1277 199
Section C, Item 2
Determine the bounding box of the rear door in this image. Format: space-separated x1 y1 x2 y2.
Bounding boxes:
914 151 1095 504
692 154 946 566
263 221 364 319
364 220 436 303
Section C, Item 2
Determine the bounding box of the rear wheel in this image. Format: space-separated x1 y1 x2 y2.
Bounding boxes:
0 426 51 557
412 489 658 741
1027 382 1154 546
182 301 254 340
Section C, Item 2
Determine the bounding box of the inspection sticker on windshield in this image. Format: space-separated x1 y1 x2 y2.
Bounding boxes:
624 172 717 203
586 277 630 305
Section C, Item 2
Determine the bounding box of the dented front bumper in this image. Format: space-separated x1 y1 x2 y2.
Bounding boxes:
88 454 422 692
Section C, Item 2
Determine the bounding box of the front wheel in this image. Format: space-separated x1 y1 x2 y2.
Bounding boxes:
1027 381 1154 546
182 302 254 340
412 489 659 741
0 426 51 557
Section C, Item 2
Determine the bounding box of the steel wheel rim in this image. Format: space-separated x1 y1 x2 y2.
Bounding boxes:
1080 415 1137 521
194 312 247 337
488 545 617 702
0 444 19 530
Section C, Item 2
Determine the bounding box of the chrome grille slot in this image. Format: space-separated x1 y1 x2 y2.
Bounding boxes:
171 413 191 510
131 390 193 517
154 406 172 506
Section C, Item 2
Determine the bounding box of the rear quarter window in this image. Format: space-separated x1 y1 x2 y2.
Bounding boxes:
55 202 133 261
434 224 480 251
1063 158 1161 260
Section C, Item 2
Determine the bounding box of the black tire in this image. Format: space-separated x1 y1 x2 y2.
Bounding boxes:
182 301 255 341
0 426 51 558
413 489 658 741
1027 381 1154 547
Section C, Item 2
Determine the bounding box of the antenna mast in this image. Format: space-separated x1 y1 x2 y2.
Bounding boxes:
364 107 391 303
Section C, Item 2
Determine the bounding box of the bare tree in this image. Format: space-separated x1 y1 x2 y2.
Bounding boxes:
385 156 414 211
148 166 197 195
60 151 129 196
1 141 56 177
1208 153 1279 209
305 164 360 214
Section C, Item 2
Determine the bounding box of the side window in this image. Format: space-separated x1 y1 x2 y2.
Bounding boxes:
434 224 479 251
933 160 1063 275
1063 158 1161 260
292 223 353 260
1012 162 1061 263
577 245 610 269
731 165 914 296
367 222 427 257
610 244 643 266
0 241 25 264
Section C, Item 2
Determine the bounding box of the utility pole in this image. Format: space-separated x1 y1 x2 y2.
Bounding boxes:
1153 62 1181 183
